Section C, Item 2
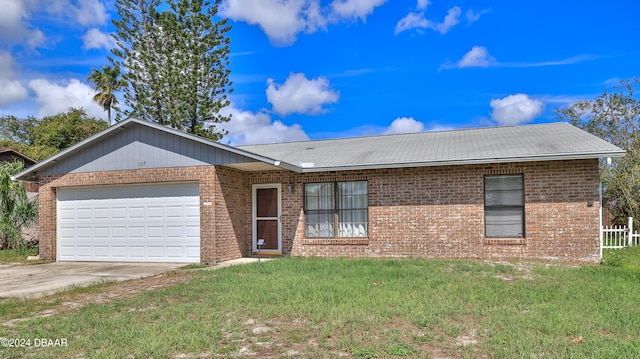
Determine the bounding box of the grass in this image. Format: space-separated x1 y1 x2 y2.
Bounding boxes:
1 256 640 358
602 245 640 270
0 248 47 265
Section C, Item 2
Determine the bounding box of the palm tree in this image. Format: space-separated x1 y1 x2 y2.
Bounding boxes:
0 161 38 250
88 66 123 126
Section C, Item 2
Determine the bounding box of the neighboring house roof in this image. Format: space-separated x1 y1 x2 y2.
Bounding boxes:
13 118 626 181
239 122 626 172
0 148 37 167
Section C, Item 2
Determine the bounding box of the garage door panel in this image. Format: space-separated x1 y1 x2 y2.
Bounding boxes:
77 209 92 220
130 207 145 219
147 247 164 258
94 208 109 219
57 183 200 263
129 227 145 238
166 206 183 218
60 208 76 220
60 245 75 257
112 227 127 238
94 246 109 257
147 207 164 218
111 247 127 258
77 227 92 239
186 247 200 258
166 247 183 258
147 226 164 238
77 246 92 257
94 227 109 238
111 207 127 219
186 205 199 218
186 226 200 237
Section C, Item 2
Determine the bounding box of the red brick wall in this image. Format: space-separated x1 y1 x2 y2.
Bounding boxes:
214 166 251 261
37 166 247 264
37 159 601 264
249 159 601 263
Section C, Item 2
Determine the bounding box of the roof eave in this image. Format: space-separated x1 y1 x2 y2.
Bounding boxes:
12 118 301 181
296 151 628 173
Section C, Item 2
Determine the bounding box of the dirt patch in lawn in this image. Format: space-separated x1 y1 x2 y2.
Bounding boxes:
2 271 194 328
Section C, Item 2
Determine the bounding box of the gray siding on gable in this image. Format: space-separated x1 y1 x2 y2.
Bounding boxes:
39 125 255 176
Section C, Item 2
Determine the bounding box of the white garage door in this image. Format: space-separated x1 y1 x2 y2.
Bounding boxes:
57 183 200 263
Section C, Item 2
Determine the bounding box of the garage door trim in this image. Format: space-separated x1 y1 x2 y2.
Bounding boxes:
56 182 200 263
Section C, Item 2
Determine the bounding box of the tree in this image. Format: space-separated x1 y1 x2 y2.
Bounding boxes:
0 115 38 145
0 108 108 160
111 0 232 141
88 65 123 126
0 161 38 250
556 78 640 226
30 108 108 151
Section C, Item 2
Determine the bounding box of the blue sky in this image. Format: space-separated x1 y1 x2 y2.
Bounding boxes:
0 0 638 145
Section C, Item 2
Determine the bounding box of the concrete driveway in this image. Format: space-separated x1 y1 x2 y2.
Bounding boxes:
0 262 184 299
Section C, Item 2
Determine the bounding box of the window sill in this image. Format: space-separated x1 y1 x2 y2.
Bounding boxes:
303 238 369 245
483 238 526 245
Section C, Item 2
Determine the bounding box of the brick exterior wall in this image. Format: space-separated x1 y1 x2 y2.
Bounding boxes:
37 158 601 264
249 159 601 263
37 166 250 264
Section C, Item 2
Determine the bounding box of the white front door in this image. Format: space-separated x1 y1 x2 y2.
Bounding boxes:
252 184 282 253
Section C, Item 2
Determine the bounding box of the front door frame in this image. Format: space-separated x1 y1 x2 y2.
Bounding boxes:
252 183 282 253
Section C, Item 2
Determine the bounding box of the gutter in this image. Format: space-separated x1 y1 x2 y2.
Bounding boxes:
294 150 627 173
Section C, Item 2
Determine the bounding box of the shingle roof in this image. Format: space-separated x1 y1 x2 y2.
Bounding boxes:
238 122 625 171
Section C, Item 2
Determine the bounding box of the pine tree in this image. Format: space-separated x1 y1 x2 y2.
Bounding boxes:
110 0 232 141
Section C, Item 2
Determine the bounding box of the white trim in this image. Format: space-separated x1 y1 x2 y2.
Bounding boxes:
252 183 282 253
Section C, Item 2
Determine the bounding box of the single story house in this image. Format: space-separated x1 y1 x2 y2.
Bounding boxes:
14 119 625 264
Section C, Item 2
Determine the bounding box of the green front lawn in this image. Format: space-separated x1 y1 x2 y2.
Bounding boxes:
1 256 639 358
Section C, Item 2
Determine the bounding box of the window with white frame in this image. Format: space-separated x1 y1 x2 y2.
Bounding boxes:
304 181 368 238
484 175 524 238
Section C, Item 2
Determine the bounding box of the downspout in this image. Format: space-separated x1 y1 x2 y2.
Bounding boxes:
599 180 603 260
599 157 612 260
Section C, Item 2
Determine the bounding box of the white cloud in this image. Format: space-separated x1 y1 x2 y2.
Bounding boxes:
0 0 109 49
384 117 425 134
0 52 28 107
489 94 545 126
82 28 116 50
330 0 388 22
395 12 429 34
220 105 309 145
27 78 105 119
457 46 496 68
0 0 46 48
433 6 461 34
73 0 109 26
220 0 322 46
441 47 597 71
416 0 429 10
465 9 489 23
41 0 109 26
266 73 339 116
221 0 386 46
395 5 461 35
439 46 497 70
0 79 29 107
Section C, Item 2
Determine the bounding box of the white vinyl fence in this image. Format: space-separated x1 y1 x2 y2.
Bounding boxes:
601 217 640 249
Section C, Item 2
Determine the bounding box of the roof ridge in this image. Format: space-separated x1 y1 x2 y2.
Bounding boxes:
237 121 570 148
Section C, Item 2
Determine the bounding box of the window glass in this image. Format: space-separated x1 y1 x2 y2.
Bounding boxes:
484 175 524 238
304 181 368 238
